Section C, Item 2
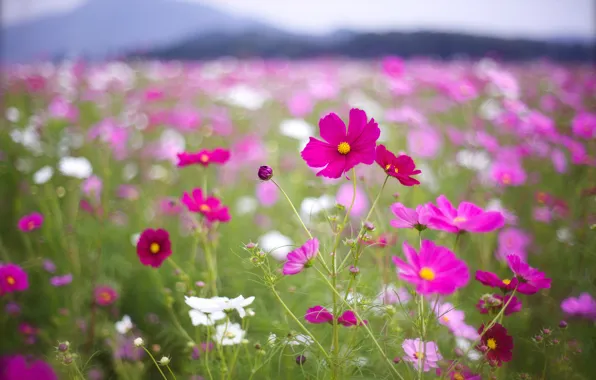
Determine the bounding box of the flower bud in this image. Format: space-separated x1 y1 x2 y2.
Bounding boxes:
558 320 568 329
254 343 261 350
258 166 273 181
349 265 360 274
58 341 70 353
392 356 401 364
364 221 375 231
245 242 257 249
542 328 552 335
159 356 170 366
296 355 306 365
134 337 144 347
62 353 73 365
534 335 543 343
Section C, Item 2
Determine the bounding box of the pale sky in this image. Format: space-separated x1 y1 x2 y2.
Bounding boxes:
3 0 595 39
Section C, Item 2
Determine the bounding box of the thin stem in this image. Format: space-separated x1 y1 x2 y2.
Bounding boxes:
166 307 196 346
141 347 169 380
205 326 214 380
417 294 426 380
166 364 177 380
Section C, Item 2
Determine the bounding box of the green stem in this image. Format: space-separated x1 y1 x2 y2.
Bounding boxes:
166 364 177 380
205 326 214 380
141 347 169 380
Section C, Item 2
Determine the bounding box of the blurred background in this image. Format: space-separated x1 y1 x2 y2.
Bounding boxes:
2 0 595 63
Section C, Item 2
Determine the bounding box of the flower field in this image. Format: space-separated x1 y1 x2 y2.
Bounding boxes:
1 58 595 379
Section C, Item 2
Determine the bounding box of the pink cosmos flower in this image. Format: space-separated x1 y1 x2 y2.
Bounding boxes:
301 108 380 178
506 254 551 295
287 93 313 117
533 207 552 223
336 183 368 218
390 203 431 230
496 228 531 261
0 264 29 295
337 310 368 326
551 149 568 173
407 128 442 159
476 294 522 316
17 212 44 232
81 175 103 202
48 96 78 122
475 270 517 293
434 302 466 329
561 293 596 320
158 198 183 215
117 184 139 200
447 79 478 103
305 306 334 324
0 354 57 380
490 161 527 187
181 188 231 223
375 145 421 186
94 285 118 306
392 240 469 295
402 338 442 372
50 274 73 287
176 148 230 168
256 181 279 207
571 112 596 139
376 284 411 305
283 238 319 275
427 195 505 234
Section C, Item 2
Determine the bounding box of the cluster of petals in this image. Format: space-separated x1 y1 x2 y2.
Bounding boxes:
476 254 550 295
426 195 505 234
402 338 442 372
389 203 431 230
477 323 513 367
177 148 230 167
186 295 255 319
136 228 172 268
182 188 231 223
282 238 318 275
375 145 421 186
560 293 596 320
304 306 367 326
0 264 29 295
17 212 44 232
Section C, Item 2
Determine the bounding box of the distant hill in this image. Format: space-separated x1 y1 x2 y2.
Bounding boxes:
137 30 596 62
1 0 268 62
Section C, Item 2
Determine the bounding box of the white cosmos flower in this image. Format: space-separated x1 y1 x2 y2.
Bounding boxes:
258 230 294 261
185 295 255 318
58 156 92 178
279 119 314 140
455 338 482 361
267 333 277 345
115 315 133 334
215 323 245 346
33 166 54 184
300 195 335 224
188 309 226 326
236 196 257 215
6 107 20 122
287 334 314 346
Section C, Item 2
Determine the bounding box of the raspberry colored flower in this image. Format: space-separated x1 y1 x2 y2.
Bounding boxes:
402 338 442 372
381 56 405 78
283 238 319 275
476 294 522 316
304 306 333 324
301 108 380 179
427 195 505 234
337 310 368 326
19 322 38 336
0 354 57 380
17 212 43 232
94 285 118 306
561 293 596 320
506 254 551 295
0 264 29 295
136 228 172 268
390 203 431 230
392 240 469 295
477 323 513 367
177 148 230 168
474 271 516 293
375 145 421 185
181 188 231 223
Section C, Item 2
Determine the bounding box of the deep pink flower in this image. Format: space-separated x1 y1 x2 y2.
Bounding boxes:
304 306 334 324
19 322 38 336
561 293 596 320
17 212 44 232
158 198 183 215
381 56 405 78
390 203 431 230
392 240 469 295
94 285 118 306
496 228 531 261
475 270 516 293
375 145 421 185
50 274 73 287
427 195 505 234
176 148 230 167
476 294 522 316
0 264 29 295
136 228 172 268
407 128 442 159
402 338 442 372
283 238 319 275
181 188 231 223
506 255 551 295
571 112 596 139
337 310 368 326
301 108 380 178
0 354 57 380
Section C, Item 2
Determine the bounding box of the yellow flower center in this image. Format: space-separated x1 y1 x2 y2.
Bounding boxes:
453 373 465 380
453 216 467 223
442 316 449 323
502 279 511 285
27 221 35 230
419 267 435 281
199 204 211 212
414 351 424 360
537 192 546 204
200 154 209 163
337 142 351 155
150 242 160 254
385 164 391 171
224 331 236 339
487 338 497 350
501 173 511 184
99 292 112 303
6 276 16 285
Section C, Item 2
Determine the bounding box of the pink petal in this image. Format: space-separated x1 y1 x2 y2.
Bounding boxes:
319 113 346 145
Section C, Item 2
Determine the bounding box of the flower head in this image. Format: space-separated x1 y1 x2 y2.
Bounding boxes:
301 108 380 178
337 310 368 326
402 338 442 372
17 212 43 232
94 285 118 306
215 323 245 345
0 264 29 295
50 274 73 287
506 255 551 295
181 188 231 223
283 238 319 275
390 203 431 230
561 293 596 320
0 354 57 380
496 228 531 261
476 294 522 316
474 270 517 293
392 240 469 295
427 195 505 234
375 145 421 185
305 305 334 324
258 165 273 181
177 148 230 167
477 323 513 367
136 228 172 268
115 315 134 334
185 295 255 318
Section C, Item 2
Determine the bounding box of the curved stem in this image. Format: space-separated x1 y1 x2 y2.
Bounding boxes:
142 347 169 380
166 364 177 380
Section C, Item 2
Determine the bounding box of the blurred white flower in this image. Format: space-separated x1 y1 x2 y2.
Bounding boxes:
556 228 573 245
258 230 294 261
416 162 439 193
130 233 141 246
185 295 255 318
215 323 245 346
6 107 19 122
115 315 133 334
455 338 482 361
287 334 313 346
223 85 267 110
455 149 491 172
148 165 168 181
15 158 33 173
10 126 43 155
133 337 144 347
279 119 314 140
300 195 335 224
267 333 277 345
33 166 54 184
236 196 257 215
188 309 226 326
58 156 92 178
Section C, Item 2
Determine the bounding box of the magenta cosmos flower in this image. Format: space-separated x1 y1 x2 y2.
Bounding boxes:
506 254 551 295
283 238 319 275
136 228 172 268
474 270 516 293
0 355 57 380
0 264 29 295
571 112 596 139
305 306 334 324
402 338 442 372
390 203 431 230
392 240 469 295
476 294 522 316
94 285 118 306
561 293 596 320
17 212 43 232
301 108 380 178
177 148 230 168
375 145 421 185
181 188 231 223
427 195 505 234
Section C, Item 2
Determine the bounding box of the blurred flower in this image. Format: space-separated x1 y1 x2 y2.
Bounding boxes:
258 230 294 261
375 145 421 185
188 308 226 327
490 161 527 187
115 315 133 334
561 293 596 320
301 108 380 179
401 338 442 372
42 259 56 273
496 228 531 262
283 238 319 275
58 156 92 179
18 212 44 232
375 284 410 305
427 195 505 234
571 112 596 139
256 181 278 207
337 310 367 326
392 240 469 295
94 285 118 306
477 323 513 367
287 93 313 117
181 188 231 223
506 254 551 295
50 274 73 287
305 305 334 324
407 128 442 159
214 323 245 346
48 96 78 122
0 264 29 294
551 149 568 173
0 354 57 380
117 184 140 201
336 183 368 218
381 56 405 78
5 302 21 316
177 148 230 167
136 228 172 268
32 166 54 185
81 175 103 202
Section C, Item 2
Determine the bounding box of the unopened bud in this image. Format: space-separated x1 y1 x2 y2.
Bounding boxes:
296 355 306 365
159 356 170 366
58 341 70 353
558 320 568 329
134 337 144 347
245 242 257 249
258 166 273 181
364 221 375 231
349 265 360 274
